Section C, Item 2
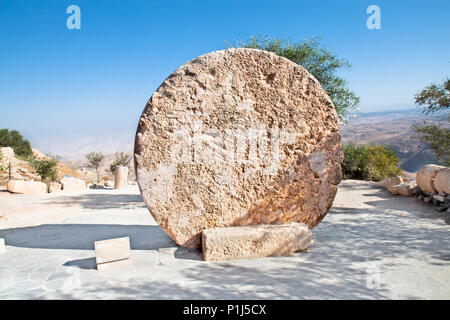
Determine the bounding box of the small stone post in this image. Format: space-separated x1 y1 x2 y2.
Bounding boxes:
114 166 128 189
8 162 13 181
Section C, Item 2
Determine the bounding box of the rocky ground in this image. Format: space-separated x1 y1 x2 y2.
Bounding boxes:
0 147 134 188
0 180 449 299
0 147 81 186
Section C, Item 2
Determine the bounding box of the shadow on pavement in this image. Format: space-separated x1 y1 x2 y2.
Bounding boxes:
64 257 97 270
44 193 146 210
0 224 176 250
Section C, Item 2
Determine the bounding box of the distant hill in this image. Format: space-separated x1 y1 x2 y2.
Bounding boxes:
341 108 446 172
27 108 446 174
30 130 135 162
64 151 136 183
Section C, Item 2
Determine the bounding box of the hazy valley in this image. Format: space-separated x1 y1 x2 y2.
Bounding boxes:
341 109 447 173
26 109 447 175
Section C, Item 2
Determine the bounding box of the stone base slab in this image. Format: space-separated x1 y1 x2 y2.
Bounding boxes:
202 222 312 262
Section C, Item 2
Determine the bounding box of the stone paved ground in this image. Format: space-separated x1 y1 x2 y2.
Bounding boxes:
0 180 449 299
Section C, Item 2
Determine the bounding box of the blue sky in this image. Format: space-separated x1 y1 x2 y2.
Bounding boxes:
0 0 449 150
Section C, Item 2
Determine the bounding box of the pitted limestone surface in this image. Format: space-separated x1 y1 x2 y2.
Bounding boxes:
135 48 343 248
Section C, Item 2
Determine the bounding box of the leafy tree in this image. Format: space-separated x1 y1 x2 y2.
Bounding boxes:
413 123 450 166
29 155 59 183
414 78 450 115
109 152 130 174
86 152 104 183
232 36 360 122
342 144 402 181
0 129 9 146
0 129 32 157
412 78 449 166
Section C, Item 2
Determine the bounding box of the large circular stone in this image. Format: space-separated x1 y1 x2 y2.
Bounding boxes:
135 48 343 249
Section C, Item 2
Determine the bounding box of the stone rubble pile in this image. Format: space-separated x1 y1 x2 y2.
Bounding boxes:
1 147 87 194
378 164 450 213
414 165 450 212
0 147 40 182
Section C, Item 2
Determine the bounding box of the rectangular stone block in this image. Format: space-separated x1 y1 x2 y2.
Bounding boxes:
61 177 87 191
202 222 313 262
7 180 47 195
94 237 131 270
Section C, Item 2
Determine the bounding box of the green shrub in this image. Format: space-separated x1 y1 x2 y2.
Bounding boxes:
0 129 33 157
29 156 59 183
342 144 371 180
367 145 403 181
342 144 402 181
